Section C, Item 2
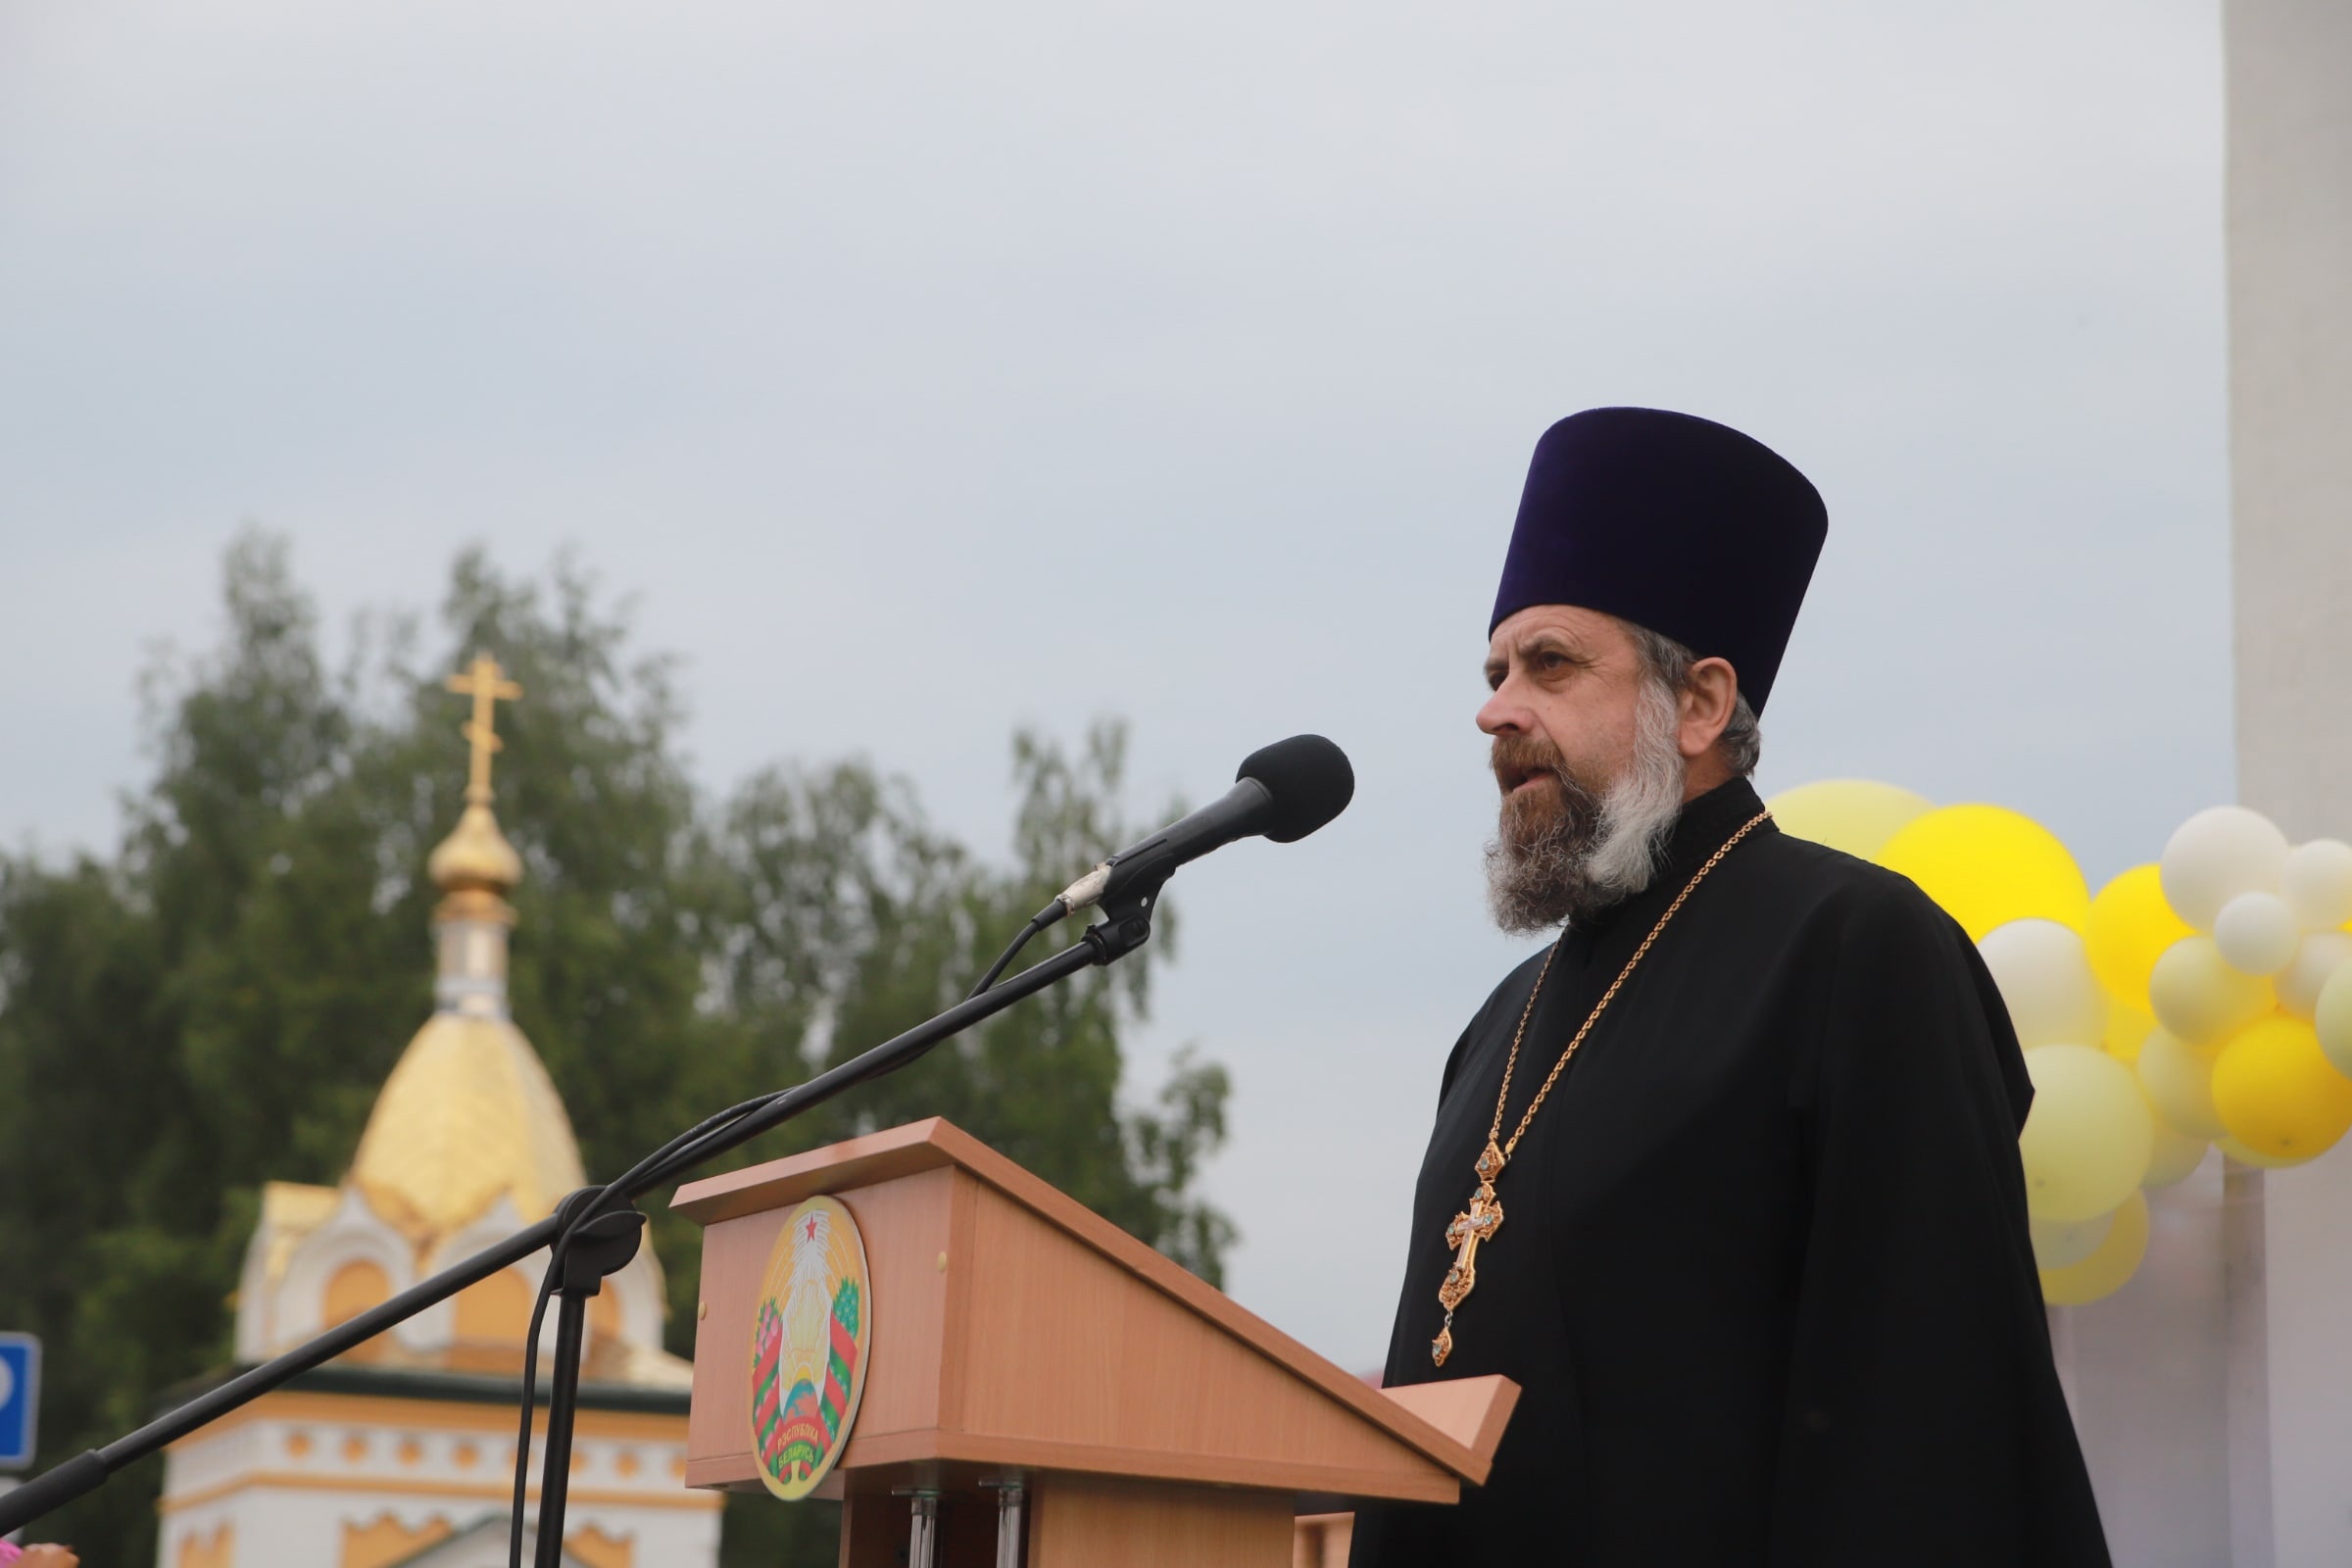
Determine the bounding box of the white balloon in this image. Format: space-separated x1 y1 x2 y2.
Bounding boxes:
2282 839 2352 931
2032 1208 2117 1270
2161 806 2291 930
1978 919 2106 1050
2142 1120 2209 1189
2277 932 2352 1018
2214 891 2301 976
2318 963 2352 1079
2148 936 2272 1044
2139 1028 2228 1140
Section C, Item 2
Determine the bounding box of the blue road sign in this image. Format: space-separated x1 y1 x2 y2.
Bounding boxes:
0 1335 39 1470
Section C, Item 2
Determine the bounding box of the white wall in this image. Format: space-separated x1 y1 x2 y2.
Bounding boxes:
158 1405 719 1567
2227 2 2352 1565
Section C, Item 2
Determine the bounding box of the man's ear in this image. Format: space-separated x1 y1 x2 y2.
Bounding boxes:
1678 658 1739 760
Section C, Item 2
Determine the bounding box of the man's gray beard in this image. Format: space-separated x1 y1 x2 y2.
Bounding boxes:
1484 682 1690 935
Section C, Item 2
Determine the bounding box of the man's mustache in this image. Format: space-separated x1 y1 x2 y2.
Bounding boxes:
1492 735 1568 795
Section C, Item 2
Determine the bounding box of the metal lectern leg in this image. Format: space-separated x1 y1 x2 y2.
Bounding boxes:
900 1488 941 1568
983 1473 1028 1567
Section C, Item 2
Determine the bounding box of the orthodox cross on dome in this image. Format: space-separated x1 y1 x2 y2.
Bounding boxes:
446 653 523 807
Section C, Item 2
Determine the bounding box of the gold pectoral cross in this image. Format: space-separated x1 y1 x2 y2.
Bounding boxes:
1431 1142 1507 1366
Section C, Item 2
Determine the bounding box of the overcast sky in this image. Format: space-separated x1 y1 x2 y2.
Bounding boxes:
0 0 2233 1370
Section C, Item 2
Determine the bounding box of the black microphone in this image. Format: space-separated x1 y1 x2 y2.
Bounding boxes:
1051 734 1355 918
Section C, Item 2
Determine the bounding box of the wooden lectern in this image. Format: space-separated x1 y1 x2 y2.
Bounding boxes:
673 1118 1516 1567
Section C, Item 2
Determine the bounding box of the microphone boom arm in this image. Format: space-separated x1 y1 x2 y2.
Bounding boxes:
0 902 1158 1536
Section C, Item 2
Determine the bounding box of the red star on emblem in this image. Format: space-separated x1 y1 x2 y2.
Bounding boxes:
805 1217 819 1241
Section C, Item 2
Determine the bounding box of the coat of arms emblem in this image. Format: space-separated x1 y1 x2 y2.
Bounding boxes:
749 1194 872 1500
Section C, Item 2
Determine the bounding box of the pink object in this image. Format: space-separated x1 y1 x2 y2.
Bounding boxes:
0 1542 24 1562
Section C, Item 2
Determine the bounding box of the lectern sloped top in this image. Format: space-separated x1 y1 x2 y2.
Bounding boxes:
672 1117 1516 1506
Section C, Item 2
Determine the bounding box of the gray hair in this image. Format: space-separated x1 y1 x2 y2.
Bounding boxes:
1482 679 1688 932
1623 623 1763 777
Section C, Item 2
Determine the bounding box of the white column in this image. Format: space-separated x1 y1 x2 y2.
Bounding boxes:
2056 1163 2234 1567
2227 2 2352 1565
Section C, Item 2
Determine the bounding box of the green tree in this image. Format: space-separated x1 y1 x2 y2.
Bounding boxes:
0 533 1230 1565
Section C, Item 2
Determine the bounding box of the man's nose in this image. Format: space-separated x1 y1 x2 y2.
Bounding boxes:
1478 681 1531 737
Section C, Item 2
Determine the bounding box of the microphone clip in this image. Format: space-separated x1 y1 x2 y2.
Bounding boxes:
1079 881 1159 965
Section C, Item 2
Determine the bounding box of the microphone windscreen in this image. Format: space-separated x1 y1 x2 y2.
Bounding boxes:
1237 734 1355 844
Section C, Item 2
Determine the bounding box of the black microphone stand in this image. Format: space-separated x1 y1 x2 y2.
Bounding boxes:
527 1200 648 1566
0 893 1160 1539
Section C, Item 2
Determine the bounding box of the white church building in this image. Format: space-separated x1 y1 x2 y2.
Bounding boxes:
155 662 721 1568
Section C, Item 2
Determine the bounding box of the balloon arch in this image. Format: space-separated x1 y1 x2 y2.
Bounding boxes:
1770 782 2352 1306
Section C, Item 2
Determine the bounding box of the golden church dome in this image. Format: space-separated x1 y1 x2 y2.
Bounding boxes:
349 655 576 1250
226 653 691 1402
349 1009 587 1250
426 801 524 896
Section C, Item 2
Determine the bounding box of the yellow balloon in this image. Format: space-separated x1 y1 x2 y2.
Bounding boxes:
2018 1044 2154 1222
2210 1012 2352 1162
2218 1134 2305 1170
2104 998 2155 1063
1879 804 2091 941
2031 1209 2115 1270
2137 1029 2227 1140
1767 780 1936 861
2040 1191 2149 1306
2086 864 2194 1005
2148 936 2274 1045
2142 1119 2208 1188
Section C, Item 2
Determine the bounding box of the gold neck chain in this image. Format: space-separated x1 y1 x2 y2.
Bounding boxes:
1431 808 1772 1366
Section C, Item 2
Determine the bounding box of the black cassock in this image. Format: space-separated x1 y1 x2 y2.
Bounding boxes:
1350 778 2111 1567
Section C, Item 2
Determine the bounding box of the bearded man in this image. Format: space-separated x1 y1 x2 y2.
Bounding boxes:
1348 409 2110 1566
